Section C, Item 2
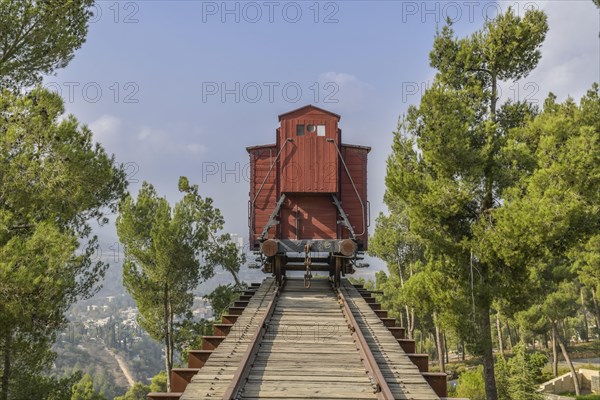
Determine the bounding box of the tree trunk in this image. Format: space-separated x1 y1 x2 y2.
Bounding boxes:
169 298 175 374
408 307 415 339
434 314 445 372
481 305 498 400
231 272 241 287
591 288 600 335
506 321 513 350
457 343 461 362
432 330 440 365
397 261 413 339
403 306 409 337
491 74 497 121
581 288 589 342
443 331 449 364
1 332 11 400
496 312 504 358
163 285 172 391
461 342 465 361
556 321 580 395
551 324 559 377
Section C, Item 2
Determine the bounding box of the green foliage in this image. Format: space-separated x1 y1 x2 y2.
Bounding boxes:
114 383 150 400
206 284 241 320
9 370 82 400
205 233 246 286
369 204 425 337
0 0 94 89
455 347 545 400
481 87 600 301
70 374 106 400
347 277 375 291
494 357 510 400
0 88 126 399
528 352 548 377
505 345 543 400
381 6 552 398
542 282 580 323
150 371 167 393
175 319 213 362
455 366 486 400
116 177 243 389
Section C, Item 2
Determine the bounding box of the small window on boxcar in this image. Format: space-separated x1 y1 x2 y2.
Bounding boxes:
296 124 305 136
307 124 316 133
317 125 326 136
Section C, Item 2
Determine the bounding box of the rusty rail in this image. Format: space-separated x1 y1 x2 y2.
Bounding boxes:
336 286 395 400
222 279 283 400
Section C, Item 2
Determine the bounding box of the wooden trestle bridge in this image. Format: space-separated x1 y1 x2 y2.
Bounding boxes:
148 278 450 400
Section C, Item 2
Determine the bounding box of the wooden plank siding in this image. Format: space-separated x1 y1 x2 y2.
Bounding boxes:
341 145 369 249
279 107 340 193
248 145 278 248
280 194 337 240
248 106 370 251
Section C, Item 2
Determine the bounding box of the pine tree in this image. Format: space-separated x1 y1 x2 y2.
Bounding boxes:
116 177 243 391
70 374 106 400
384 8 548 399
506 345 543 400
0 88 126 400
0 0 94 90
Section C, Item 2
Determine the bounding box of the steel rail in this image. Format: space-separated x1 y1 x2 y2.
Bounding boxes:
336 285 395 400
222 279 283 400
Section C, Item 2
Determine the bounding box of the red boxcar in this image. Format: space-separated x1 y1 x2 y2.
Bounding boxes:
247 105 369 286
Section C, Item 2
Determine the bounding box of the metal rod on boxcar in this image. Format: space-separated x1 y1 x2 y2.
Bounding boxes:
326 138 367 237
250 138 293 235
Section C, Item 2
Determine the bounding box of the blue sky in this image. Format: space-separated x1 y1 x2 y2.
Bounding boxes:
46 0 600 279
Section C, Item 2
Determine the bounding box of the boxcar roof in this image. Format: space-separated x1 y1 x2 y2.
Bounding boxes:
278 104 341 121
246 143 276 152
342 143 372 153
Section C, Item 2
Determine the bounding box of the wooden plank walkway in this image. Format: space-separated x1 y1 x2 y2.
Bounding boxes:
180 278 278 400
180 278 440 400
240 278 378 399
339 281 439 400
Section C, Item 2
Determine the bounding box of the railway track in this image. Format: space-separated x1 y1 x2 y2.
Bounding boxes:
151 277 447 400
223 278 393 399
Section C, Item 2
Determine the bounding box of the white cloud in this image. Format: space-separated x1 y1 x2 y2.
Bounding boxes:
319 72 368 87
89 115 122 145
525 1 599 102
137 127 152 141
185 143 207 154
318 72 372 106
136 126 207 155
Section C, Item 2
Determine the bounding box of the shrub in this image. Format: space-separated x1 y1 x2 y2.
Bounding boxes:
455 366 486 400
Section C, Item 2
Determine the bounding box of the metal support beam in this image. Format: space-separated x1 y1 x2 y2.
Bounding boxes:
259 194 286 240
332 194 356 239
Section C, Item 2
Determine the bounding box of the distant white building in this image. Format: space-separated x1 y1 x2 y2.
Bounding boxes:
230 234 244 250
